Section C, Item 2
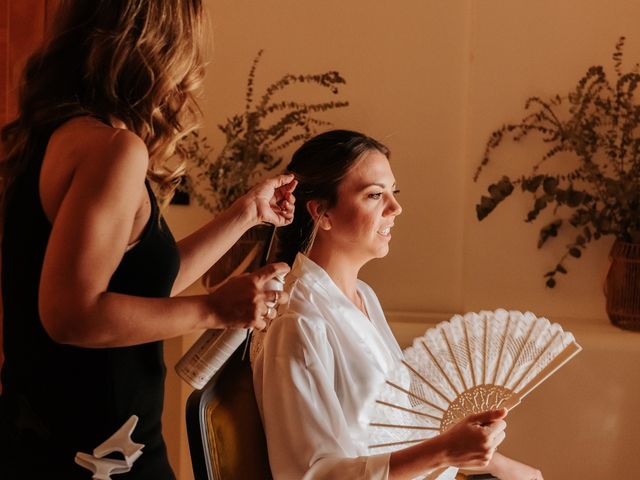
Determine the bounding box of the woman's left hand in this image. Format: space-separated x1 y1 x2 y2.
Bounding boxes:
242 174 297 227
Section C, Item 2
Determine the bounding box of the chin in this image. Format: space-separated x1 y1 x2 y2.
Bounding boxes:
373 245 390 259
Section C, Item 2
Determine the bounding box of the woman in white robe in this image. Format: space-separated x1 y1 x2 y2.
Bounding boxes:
252 130 543 480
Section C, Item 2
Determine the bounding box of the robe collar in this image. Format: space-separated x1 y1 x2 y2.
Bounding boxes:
288 253 402 370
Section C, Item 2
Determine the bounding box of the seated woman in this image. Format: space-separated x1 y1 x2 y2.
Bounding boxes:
252 130 543 479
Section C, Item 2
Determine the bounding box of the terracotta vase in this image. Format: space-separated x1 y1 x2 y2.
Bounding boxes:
605 239 640 331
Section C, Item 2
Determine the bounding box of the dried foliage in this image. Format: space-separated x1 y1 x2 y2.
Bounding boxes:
177 50 349 213
474 37 640 287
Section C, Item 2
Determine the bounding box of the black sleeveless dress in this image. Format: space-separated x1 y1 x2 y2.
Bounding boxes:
0 123 180 479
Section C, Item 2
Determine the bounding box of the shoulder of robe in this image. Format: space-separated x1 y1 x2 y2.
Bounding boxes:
266 311 332 350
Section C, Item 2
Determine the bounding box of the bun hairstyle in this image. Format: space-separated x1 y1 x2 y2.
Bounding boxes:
277 129 390 266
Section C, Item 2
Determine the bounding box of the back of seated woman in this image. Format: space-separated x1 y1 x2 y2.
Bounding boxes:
252 130 543 479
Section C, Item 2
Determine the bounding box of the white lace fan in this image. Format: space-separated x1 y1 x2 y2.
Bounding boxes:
367 309 581 455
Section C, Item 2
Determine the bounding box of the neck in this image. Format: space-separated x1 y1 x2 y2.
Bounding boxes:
308 239 364 304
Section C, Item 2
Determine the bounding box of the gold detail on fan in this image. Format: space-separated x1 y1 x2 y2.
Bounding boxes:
441 384 512 432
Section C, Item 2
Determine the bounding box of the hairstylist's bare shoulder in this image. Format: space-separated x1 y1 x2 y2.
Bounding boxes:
41 116 149 221
49 116 149 174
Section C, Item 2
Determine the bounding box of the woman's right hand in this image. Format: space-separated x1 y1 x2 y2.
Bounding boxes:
205 262 290 330
235 174 297 228
439 408 508 468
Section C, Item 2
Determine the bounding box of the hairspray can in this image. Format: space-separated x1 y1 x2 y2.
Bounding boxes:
175 328 247 389
175 272 285 389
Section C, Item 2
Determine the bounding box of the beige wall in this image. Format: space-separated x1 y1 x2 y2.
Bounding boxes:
163 1 640 478
463 0 640 320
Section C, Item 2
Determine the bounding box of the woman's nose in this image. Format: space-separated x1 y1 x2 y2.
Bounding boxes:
387 195 402 216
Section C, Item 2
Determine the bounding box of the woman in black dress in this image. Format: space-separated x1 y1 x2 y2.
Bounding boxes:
0 1 295 478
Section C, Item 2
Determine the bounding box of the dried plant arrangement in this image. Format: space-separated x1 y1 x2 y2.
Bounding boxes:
177 50 349 213
474 37 640 288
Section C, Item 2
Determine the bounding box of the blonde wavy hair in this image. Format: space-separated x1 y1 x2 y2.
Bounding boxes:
0 0 207 207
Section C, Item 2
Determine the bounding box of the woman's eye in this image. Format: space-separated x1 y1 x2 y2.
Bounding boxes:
393 189 400 196
368 192 383 200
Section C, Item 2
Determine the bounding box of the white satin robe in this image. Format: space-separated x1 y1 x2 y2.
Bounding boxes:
252 253 456 480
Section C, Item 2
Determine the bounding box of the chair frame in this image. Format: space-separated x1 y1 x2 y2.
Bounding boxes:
185 342 246 480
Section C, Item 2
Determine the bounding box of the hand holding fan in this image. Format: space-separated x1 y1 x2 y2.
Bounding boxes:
367 309 581 478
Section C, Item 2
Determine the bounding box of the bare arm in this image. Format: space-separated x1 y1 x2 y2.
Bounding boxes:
38 127 289 347
170 175 296 295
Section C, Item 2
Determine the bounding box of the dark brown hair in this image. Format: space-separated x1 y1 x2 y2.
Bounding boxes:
277 129 390 265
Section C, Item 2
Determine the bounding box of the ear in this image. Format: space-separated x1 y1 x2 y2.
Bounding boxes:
306 200 332 230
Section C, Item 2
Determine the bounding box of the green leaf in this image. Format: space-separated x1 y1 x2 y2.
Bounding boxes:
527 210 539 222
488 177 514 201
498 177 515 196
567 190 585 207
522 175 544 193
543 176 559 194
476 196 497 220
537 220 562 248
534 197 548 211
488 184 504 200
555 189 567 203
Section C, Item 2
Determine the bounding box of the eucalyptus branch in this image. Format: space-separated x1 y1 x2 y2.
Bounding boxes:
177 50 349 213
475 37 640 287
245 49 264 114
